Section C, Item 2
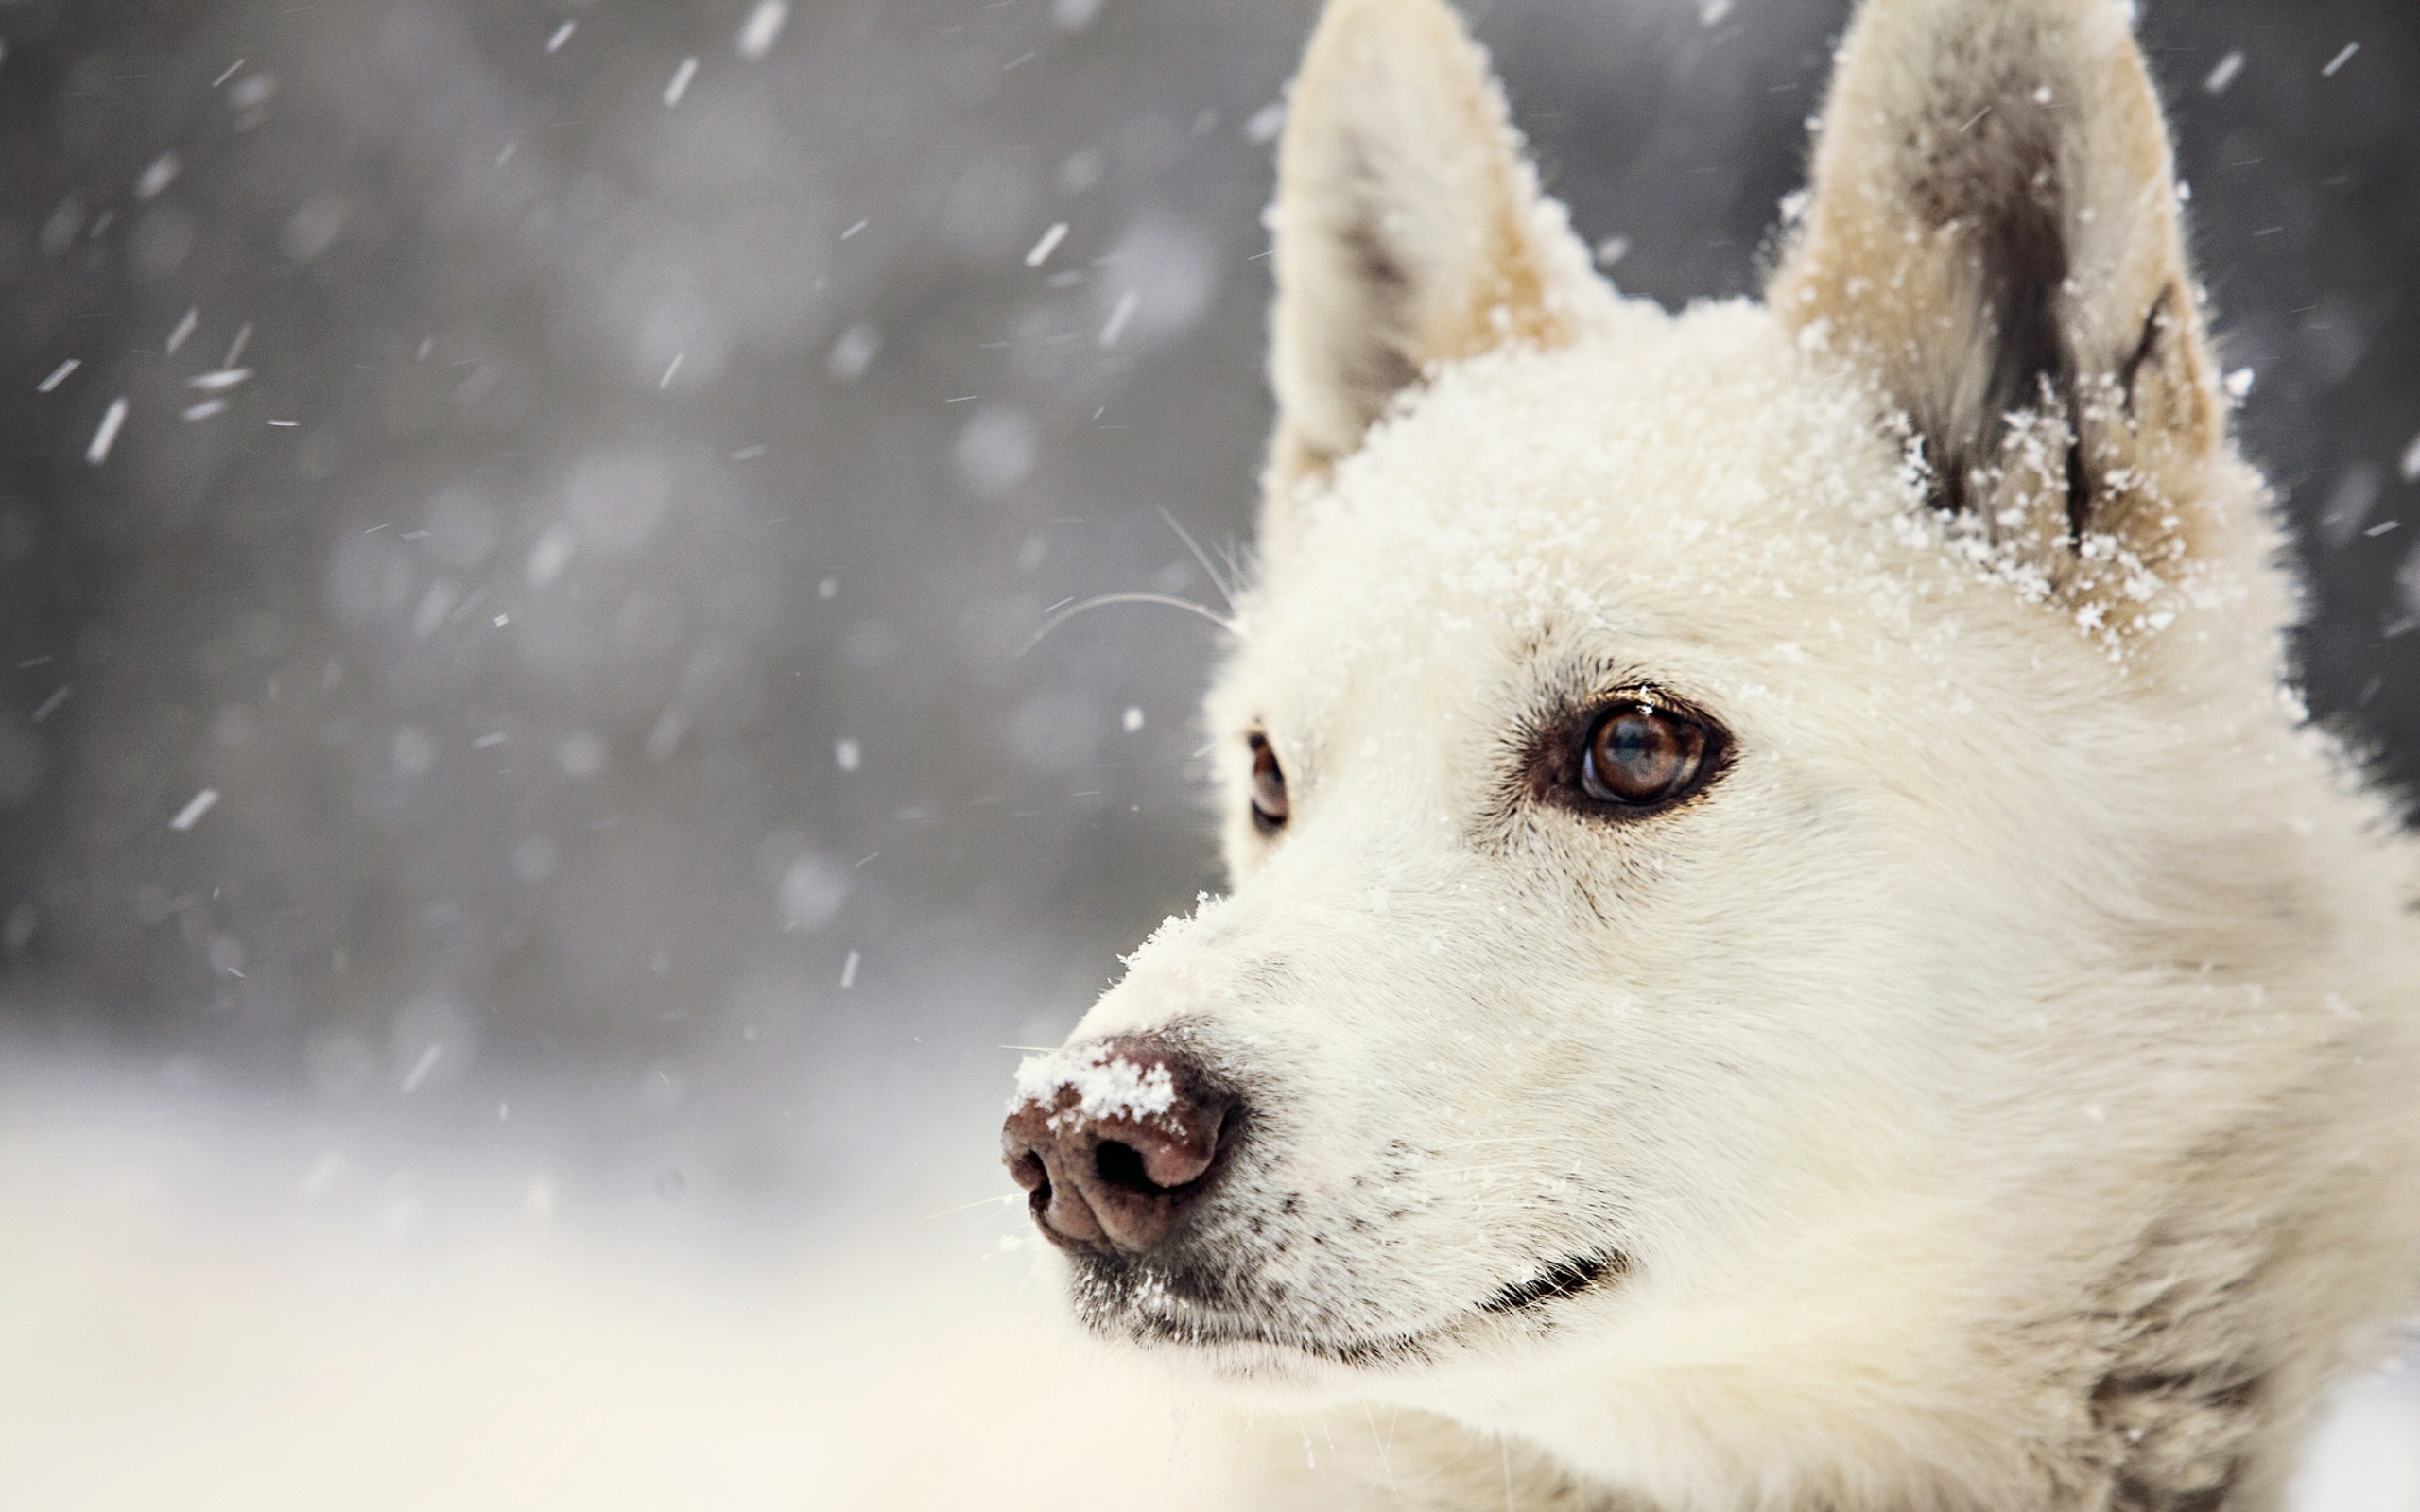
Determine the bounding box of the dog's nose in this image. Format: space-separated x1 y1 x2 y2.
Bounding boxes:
1002 1036 1239 1256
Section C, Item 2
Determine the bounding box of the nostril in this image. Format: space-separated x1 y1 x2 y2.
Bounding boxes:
1008 1148 1049 1194
1094 1139 1161 1196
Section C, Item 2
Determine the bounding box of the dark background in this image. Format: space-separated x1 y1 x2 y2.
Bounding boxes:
0 0 2412 1212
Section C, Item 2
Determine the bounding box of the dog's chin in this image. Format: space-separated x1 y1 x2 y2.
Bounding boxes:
1064 1248 1626 1383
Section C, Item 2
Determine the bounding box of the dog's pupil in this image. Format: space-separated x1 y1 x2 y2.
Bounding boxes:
1589 708 1694 803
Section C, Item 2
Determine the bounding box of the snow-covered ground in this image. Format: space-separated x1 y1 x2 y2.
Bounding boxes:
0 1049 2413 1510
0 1043 1021 1508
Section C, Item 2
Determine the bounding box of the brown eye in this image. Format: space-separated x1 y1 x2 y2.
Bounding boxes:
1248 733 1289 833
1582 703 1708 809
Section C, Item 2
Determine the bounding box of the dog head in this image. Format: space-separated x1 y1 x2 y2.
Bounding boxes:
1006 0 2313 1444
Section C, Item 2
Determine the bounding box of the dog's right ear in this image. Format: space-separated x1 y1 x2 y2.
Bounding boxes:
1264 0 1587 510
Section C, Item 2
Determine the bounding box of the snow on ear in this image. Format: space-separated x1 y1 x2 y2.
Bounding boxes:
1770 0 2233 610
1265 0 1590 490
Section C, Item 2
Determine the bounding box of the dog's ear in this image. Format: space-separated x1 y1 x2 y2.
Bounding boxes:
1265 0 1588 495
1771 0 2232 609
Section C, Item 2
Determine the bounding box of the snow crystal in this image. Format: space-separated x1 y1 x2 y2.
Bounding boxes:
282 197 347 263
2223 367 2256 400
955 406 1037 497
735 0 787 60
1024 221 1069 267
1011 1042 1178 1127
2400 432 2420 484
34 359 78 393
2322 43 2360 78
1243 101 1287 146
168 788 219 833
554 730 607 778
1057 147 1105 196
393 726 438 777
834 737 861 773
1122 706 1145 732
400 1043 443 1094
545 20 575 54
779 854 849 933
838 949 860 988
826 321 880 382
134 152 180 201
2204 50 2244 94
663 57 699 108
85 397 128 466
1098 290 1138 349
1100 215 1217 347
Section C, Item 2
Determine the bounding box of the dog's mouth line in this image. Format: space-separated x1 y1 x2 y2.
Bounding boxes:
1478 1250 1624 1314
1114 1248 1626 1366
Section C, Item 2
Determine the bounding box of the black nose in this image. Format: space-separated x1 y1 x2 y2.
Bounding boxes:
1001 1035 1240 1256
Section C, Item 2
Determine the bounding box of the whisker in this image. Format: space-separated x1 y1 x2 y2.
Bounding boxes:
925 1192 1024 1220
1158 506 1238 610
1018 592 1242 657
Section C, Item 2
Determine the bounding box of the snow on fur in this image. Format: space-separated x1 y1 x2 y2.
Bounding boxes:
1011 1043 1176 1127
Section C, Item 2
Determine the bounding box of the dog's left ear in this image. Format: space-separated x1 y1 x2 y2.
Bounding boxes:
1771 0 2232 602
1265 0 1590 502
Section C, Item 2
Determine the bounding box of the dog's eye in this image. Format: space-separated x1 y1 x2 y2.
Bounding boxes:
1248 734 1289 833
1581 703 1708 809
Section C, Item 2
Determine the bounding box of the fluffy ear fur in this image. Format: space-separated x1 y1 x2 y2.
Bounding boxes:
1770 0 2231 609
1266 0 1589 499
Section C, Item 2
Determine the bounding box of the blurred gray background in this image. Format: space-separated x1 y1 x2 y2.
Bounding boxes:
0 0 2414 1228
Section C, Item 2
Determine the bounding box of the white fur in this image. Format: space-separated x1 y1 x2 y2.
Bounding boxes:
871 1 2420 1507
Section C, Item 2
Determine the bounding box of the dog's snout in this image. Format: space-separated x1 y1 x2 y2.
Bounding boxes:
1002 1036 1239 1256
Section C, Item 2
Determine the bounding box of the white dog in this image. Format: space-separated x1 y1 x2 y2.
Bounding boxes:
900 1 2420 1506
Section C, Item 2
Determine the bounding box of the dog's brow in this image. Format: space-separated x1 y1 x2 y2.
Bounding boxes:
1528 651 1662 720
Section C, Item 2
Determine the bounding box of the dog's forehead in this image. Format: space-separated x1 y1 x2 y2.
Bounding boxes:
1241 301 1925 716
